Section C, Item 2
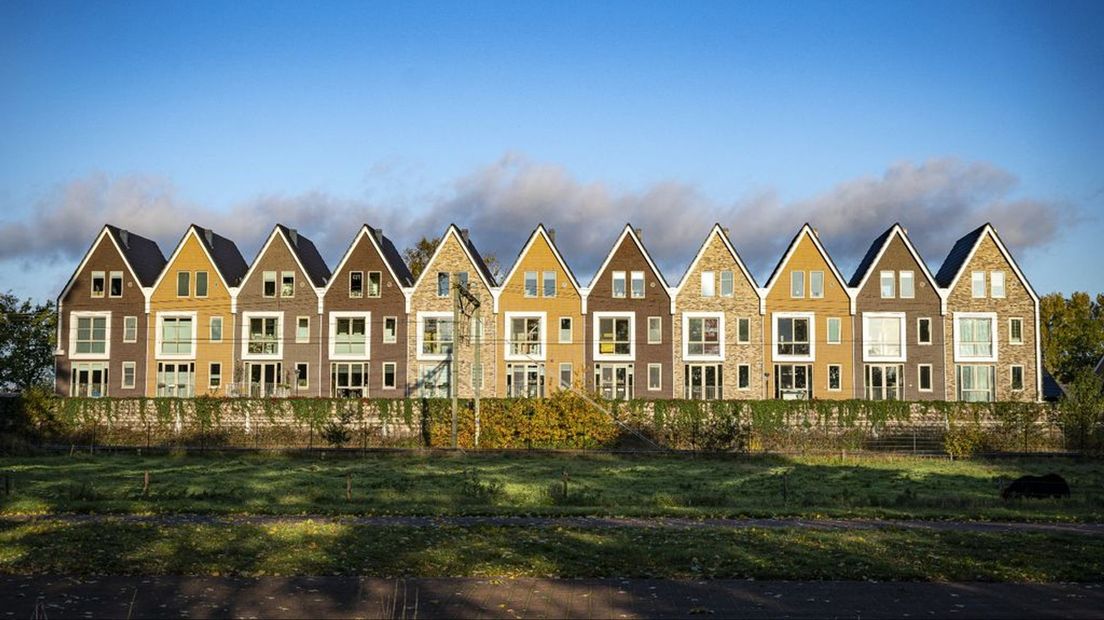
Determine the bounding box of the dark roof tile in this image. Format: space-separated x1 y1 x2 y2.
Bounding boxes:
935 224 987 288
105 225 166 287
275 224 331 288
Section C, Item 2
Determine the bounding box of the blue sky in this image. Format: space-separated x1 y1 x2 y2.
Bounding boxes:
1 0 1102 300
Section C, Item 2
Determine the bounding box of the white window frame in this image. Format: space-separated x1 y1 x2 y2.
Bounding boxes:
953 312 999 363
504 311 547 361
611 271 626 299
720 270 734 297
121 361 136 389
682 312 724 362
123 315 138 343
195 271 209 298
210 316 223 343
862 312 907 363
737 364 751 391
790 271 805 298
90 271 106 298
415 311 451 361
971 271 986 298
382 361 398 390
772 312 815 362
827 364 842 391
917 317 932 345
241 311 284 361
367 271 382 298
559 362 573 390
155 311 197 360
436 272 450 298
880 270 895 299
647 363 662 391
647 316 662 344
593 311 635 362
826 317 841 345
279 271 295 298
295 362 309 390
176 271 190 297
296 316 310 344
330 311 372 361
349 271 364 298
918 364 933 392
558 316 573 344
524 271 538 298
383 316 398 344
630 271 646 299
736 317 750 345
700 271 715 297
208 362 222 390
1009 317 1024 345
109 271 124 298
899 271 915 299
543 271 557 297
990 271 1006 298
262 271 277 298
810 270 824 299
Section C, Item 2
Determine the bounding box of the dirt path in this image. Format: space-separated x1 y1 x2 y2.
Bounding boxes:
4 512 1103 535
2 576 1102 619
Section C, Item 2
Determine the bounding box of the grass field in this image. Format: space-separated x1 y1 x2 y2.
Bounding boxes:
1 519 1102 581
1 451 1101 521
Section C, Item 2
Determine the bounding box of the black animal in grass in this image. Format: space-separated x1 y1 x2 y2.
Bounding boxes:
1000 474 1071 500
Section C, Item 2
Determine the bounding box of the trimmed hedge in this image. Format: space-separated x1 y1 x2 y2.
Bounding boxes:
0 391 1078 454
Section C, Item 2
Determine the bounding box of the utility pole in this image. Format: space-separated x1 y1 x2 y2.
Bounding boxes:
451 272 461 449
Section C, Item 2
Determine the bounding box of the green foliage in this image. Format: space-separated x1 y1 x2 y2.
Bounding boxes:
0 293 56 391
1040 291 1104 385
320 405 354 448
1058 368 1104 452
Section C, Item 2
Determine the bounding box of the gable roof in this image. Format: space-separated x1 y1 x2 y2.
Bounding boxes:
587 224 670 290
240 225 332 291
410 224 496 292
934 222 1039 303
325 224 413 294
153 225 248 291
674 223 759 296
105 225 167 287
935 224 987 288
58 224 167 302
762 223 852 297
500 224 582 292
1042 370 1065 402
848 224 942 298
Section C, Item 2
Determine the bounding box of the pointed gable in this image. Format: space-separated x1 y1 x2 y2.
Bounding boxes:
239 225 331 292
674 223 758 297
588 224 670 292
325 224 413 296
935 223 1039 303
762 223 852 311
849 224 941 295
153 225 247 293
411 224 497 292
58 225 166 301
497 224 581 310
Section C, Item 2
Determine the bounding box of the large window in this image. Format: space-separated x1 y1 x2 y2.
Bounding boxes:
865 364 902 400
418 363 449 398
419 315 454 358
195 271 209 297
507 315 543 358
349 272 363 298
506 363 544 398
685 364 722 400
596 315 632 357
863 314 905 361
524 271 538 297
775 315 811 358
262 271 277 297
990 271 1006 298
156 362 194 397
91 271 105 298
880 271 895 298
280 272 295 297
957 365 995 402
775 364 811 399
595 363 633 400
159 316 193 356
955 315 996 361
71 362 108 397
332 362 368 398
333 315 369 357
247 316 280 356
176 271 190 297
245 362 283 397
685 315 721 357
74 315 108 356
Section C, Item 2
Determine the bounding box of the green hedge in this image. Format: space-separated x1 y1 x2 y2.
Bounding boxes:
0 392 1077 454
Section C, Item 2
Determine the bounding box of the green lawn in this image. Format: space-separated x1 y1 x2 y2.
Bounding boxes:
1 519 1101 581
2 451 1101 521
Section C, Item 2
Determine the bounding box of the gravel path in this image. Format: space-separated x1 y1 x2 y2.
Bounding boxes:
4 512 1103 535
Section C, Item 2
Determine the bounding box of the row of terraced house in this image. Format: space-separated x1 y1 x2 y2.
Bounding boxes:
54 220 1042 402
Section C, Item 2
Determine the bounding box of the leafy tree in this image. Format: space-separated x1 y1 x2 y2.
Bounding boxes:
1040 291 1104 384
403 236 503 283
1058 368 1104 451
0 293 56 392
